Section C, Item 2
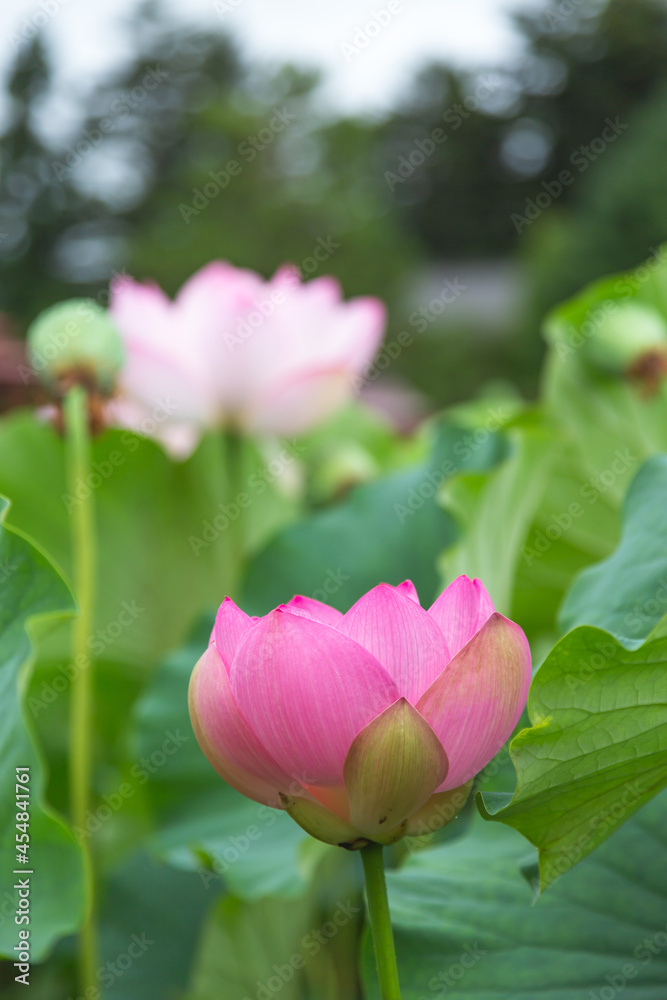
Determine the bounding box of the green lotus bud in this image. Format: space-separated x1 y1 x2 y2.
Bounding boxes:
27 299 124 395
584 302 667 375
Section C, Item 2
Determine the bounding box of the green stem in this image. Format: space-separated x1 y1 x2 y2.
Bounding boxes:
361 843 402 1000
64 386 98 997
222 429 245 599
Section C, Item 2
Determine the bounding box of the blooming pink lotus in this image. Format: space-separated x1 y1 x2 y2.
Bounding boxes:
189 575 531 848
109 262 385 457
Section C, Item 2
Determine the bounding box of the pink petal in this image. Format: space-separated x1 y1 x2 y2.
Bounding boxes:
417 613 531 791
428 575 495 657
242 365 356 437
337 584 450 704
110 275 219 426
285 595 344 627
230 609 399 785
335 296 386 370
189 645 299 808
212 597 255 671
394 580 420 604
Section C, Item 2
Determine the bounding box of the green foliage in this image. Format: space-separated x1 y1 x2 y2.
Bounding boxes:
439 412 556 616
478 624 667 889
129 624 312 899
188 851 363 1000
561 455 667 641
362 793 667 1000
0 498 85 959
243 421 502 615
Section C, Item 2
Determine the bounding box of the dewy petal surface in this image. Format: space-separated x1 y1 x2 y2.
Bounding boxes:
189 646 299 808
344 698 448 840
428 575 495 657
417 613 531 791
338 584 450 704
212 596 255 671
285 594 344 627
230 608 399 785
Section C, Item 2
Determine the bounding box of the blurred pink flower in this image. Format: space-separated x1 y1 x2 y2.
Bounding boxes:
109 262 386 457
189 575 531 848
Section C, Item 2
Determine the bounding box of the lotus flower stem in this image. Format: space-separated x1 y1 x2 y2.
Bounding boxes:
222 429 245 598
64 386 98 996
361 843 402 1000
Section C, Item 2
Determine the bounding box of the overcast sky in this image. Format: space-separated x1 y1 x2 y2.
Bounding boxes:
0 0 544 115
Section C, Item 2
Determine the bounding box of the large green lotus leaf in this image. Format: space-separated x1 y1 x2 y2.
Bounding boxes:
436 409 624 653
508 251 667 643
560 455 667 643
0 498 86 959
362 794 667 1000
242 423 502 615
439 414 557 616
188 849 363 1000
477 625 667 890
0 412 297 675
98 852 214 1000
129 622 314 900
512 429 622 650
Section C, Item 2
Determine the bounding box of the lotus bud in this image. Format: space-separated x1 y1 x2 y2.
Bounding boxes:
584 302 667 388
189 578 531 849
27 299 124 397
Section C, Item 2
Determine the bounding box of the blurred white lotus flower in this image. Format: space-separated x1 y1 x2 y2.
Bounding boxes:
109 262 386 458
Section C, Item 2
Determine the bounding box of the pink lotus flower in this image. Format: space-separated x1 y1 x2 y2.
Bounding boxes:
109 262 386 457
189 575 531 848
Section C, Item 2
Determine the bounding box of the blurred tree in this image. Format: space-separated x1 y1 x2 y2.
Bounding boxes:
0 37 102 318
0 3 421 332
525 80 667 313
379 0 667 259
